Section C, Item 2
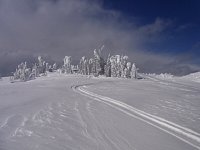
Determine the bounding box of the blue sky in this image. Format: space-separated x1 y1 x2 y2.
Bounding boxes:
103 0 200 54
0 0 199 76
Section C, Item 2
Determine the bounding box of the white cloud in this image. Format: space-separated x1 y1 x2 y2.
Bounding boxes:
138 18 172 36
0 0 197 76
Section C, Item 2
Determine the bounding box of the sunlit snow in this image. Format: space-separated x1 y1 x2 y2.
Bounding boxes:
0 72 200 150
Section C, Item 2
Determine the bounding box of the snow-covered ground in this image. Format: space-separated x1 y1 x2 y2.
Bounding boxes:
0 72 200 150
181 72 200 83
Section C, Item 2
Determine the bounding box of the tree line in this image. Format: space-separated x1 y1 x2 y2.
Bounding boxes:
10 47 138 82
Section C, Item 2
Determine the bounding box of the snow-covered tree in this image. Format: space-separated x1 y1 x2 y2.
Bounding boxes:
12 62 33 81
120 56 128 78
31 63 38 78
125 62 132 78
79 56 89 75
93 49 105 75
131 63 138 79
110 55 118 77
10 47 139 82
63 56 72 74
104 54 111 77
37 56 46 75
52 63 57 71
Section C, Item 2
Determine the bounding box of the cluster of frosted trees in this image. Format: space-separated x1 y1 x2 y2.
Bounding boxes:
60 56 79 74
106 54 137 78
11 56 57 82
61 48 138 79
11 48 138 82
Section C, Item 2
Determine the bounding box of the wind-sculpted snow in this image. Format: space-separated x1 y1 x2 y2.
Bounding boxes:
0 81 137 149
181 72 200 83
0 74 138 150
87 74 200 133
73 84 200 149
0 73 200 149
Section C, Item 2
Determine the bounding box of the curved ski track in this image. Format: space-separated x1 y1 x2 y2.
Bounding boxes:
72 83 200 150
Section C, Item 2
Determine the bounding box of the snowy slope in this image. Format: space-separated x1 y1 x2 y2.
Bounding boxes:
0 73 200 150
181 72 200 83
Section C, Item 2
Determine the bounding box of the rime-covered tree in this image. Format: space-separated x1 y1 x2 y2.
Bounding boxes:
104 54 111 77
93 49 105 75
125 62 132 78
12 62 32 81
10 47 139 82
120 56 128 78
37 56 46 75
63 56 72 74
110 55 118 77
131 63 138 79
52 63 57 71
79 56 90 75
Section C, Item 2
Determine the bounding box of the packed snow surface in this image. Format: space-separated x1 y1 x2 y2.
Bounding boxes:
0 72 200 150
181 72 200 83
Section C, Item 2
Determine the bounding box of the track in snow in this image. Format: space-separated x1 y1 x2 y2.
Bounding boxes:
72 84 200 150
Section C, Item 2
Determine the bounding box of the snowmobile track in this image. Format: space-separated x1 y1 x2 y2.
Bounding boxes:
72 84 200 150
